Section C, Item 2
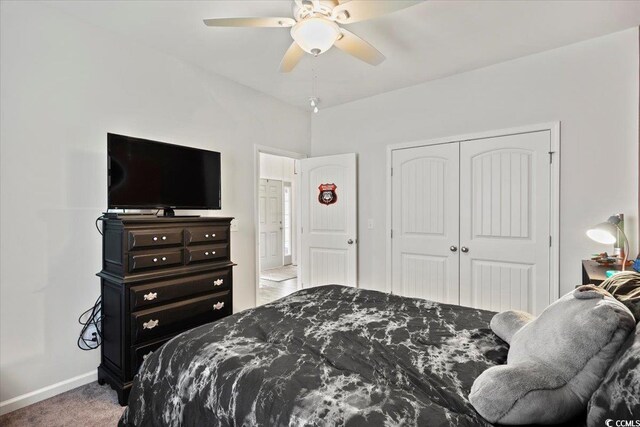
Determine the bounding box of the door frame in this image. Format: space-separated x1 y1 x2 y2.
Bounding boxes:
254 145 307 307
385 122 561 303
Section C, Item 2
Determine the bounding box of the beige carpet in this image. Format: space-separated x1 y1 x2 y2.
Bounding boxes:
259 265 297 282
0 382 124 427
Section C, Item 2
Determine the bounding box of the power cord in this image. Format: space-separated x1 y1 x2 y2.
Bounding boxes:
95 215 104 236
77 296 103 350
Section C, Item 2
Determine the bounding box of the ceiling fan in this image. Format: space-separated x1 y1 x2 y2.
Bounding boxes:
203 0 420 72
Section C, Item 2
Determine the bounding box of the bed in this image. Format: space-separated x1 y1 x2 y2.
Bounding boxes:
119 285 579 426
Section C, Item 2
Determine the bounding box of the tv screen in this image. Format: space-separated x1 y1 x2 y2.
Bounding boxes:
108 133 221 210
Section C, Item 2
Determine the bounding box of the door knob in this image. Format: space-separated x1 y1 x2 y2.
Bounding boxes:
347 239 354 245
450 246 458 252
461 246 469 253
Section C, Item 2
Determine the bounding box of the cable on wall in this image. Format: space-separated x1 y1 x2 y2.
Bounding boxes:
95 215 104 236
77 296 103 350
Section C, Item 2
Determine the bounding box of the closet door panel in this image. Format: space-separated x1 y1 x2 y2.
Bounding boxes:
391 143 459 304
459 131 550 315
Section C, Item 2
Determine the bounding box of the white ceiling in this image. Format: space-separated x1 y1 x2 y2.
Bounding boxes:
48 0 640 110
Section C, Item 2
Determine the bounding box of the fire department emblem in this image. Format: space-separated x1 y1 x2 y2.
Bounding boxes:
318 183 337 205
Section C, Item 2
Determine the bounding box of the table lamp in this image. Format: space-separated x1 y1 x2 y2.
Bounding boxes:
586 214 629 271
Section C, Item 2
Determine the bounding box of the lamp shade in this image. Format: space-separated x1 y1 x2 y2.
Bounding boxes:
290 17 340 55
586 221 619 244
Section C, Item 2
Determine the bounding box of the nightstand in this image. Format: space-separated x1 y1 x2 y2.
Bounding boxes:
581 260 622 286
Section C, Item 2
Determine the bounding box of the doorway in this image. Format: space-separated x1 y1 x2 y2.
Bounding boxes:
256 150 303 306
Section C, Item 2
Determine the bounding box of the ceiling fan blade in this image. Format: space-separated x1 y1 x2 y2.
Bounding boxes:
203 17 296 28
332 1 421 24
279 42 305 73
334 29 385 66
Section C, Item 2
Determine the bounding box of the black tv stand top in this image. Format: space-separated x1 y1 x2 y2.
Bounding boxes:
104 213 156 219
160 208 205 218
103 212 211 220
101 215 233 224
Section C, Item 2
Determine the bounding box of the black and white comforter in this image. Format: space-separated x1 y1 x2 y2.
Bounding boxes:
120 285 509 426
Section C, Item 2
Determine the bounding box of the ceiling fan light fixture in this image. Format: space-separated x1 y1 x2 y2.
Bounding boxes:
290 17 340 56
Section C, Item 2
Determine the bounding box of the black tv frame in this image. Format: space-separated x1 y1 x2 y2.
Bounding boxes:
107 133 221 215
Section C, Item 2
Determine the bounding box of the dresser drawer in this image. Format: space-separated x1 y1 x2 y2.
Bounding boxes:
129 268 232 311
185 226 228 246
131 291 231 344
185 244 228 265
128 228 183 250
129 250 183 273
132 337 172 375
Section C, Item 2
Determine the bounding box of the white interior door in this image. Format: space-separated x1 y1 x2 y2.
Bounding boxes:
300 153 357 288
259 179 283 271
283 181 293 266
459 131 551 315
391 143 460 304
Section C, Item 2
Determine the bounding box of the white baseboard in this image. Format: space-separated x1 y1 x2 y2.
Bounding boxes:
0 370 97 416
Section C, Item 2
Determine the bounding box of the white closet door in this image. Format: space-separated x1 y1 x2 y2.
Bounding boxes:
300 153 357 288
259 179 283 270
391 143 460 304
459 131 550 315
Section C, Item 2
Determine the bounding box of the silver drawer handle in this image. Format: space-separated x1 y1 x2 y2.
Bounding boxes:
205 252 209 256
143 292 158 301
153 236 158 241
143 319 159 330
213 302 224 310
162 256 167 261
162 236 167 240
205 234 209 238
205 233 216 238
153 258 158 262
213 279 224 286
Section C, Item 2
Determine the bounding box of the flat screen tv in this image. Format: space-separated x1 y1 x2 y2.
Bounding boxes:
108 133 221 213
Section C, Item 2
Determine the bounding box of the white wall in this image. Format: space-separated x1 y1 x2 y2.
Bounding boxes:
260 153 296 182
311 28 639 297
0 1 310 406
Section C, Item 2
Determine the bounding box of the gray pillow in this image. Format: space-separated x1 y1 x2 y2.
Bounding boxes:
587 326 640 426
490 310 535 344
469 285 636 425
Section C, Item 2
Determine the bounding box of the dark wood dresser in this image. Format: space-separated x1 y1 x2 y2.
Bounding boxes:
97 215 235 405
